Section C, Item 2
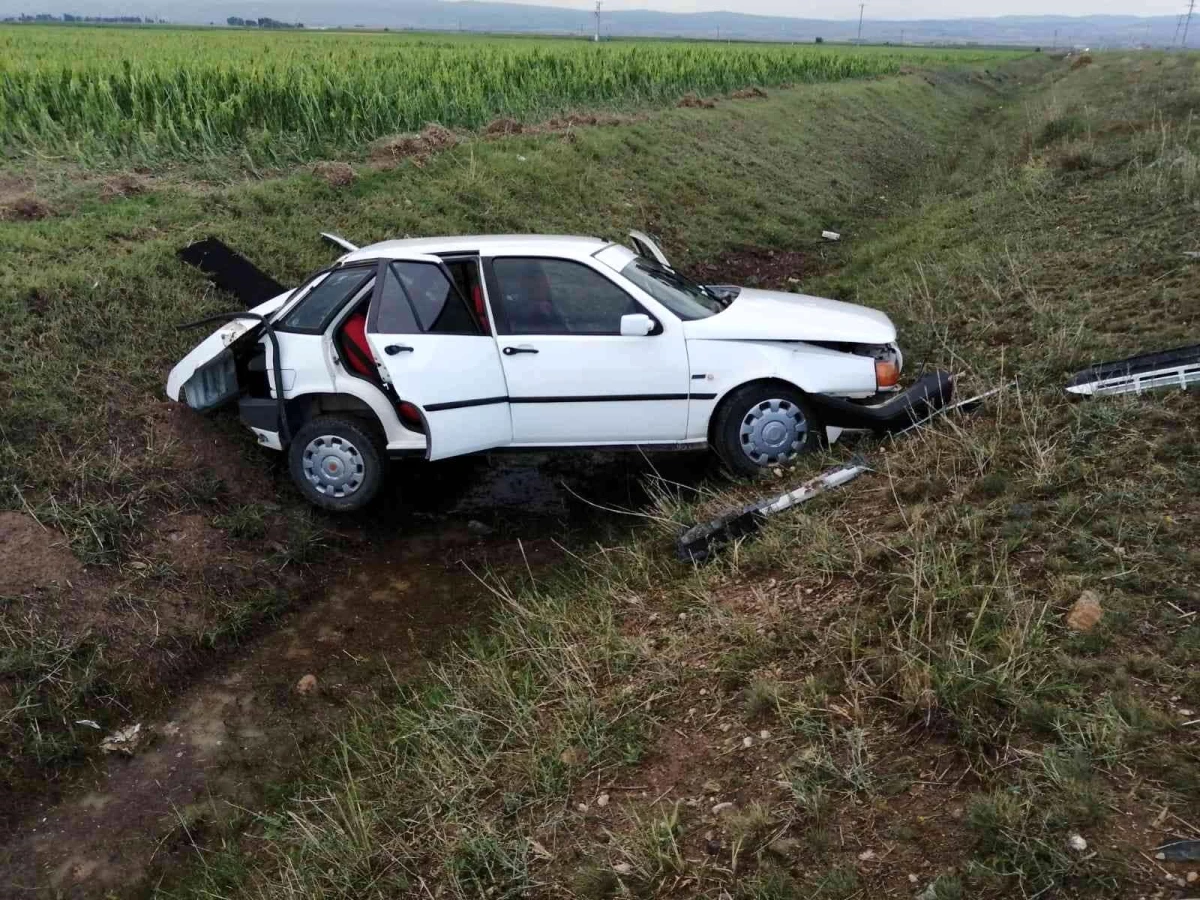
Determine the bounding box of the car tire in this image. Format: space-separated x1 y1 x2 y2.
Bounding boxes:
712 383 821 477
287 415 386 512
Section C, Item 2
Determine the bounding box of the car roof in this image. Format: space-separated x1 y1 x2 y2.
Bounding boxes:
342 234 612 263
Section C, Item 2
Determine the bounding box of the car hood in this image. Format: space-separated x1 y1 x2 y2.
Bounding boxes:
681 288 896 344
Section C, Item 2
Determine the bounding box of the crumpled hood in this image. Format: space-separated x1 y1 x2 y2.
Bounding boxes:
682 288 896 344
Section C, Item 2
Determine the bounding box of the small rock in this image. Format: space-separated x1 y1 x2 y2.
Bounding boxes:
678 612 687 621
711 801 735 815
719 722 731 732
702 780 721 794
1187 871 1198 883
466 519 493 536
1066 590 1104 632
1155 852 1167 861
1068 834 1088 852
295 674 318 694
1180 708 1195 717
613 862 632 875
742 736 753 748
596 793 610 807
767 837 800 859
759 729 770 740
858 849 877 861
577 802 589 813
908 873 920 884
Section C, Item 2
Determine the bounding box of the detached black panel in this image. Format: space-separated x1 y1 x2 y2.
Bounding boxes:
810 370 955 433
179 237 286 308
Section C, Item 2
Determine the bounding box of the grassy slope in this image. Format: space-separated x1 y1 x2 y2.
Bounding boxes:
0 65 1026 826
153 53 1200 899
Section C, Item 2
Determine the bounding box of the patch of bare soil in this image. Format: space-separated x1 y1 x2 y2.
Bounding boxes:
677 93 718 109
0 512 84 597
0 528 562 897
484 116 523 135
730 86 769 100
0 194 53 221
149 401 276 499
98 173 150 201
369 122 459 165
689 246 810 289
311 160 356 187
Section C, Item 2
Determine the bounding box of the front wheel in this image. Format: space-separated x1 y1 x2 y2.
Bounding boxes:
712 384 821 476
287 416 386 512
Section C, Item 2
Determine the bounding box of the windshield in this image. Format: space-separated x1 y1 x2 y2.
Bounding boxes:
619 259 726 321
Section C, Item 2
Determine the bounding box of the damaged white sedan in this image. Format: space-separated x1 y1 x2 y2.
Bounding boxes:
168 232 951 511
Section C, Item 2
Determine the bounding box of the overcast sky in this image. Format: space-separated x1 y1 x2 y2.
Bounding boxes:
459 0 1186 18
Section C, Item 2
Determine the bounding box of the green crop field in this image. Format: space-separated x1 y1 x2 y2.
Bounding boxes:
0 25 1019 164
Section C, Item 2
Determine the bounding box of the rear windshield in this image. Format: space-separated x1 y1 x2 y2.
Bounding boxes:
279 267 375 333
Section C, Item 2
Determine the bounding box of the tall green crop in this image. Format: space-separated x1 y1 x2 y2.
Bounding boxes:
0 26 1019 164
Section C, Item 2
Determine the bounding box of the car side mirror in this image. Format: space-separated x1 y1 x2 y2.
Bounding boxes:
620 313 655 336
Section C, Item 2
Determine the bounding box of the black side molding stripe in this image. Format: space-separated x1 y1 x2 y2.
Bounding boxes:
425 396 510 412
428 393 719 410
511 393 688 403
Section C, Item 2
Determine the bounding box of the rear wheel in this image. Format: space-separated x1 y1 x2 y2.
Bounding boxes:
287 416 385 512
712 383 820 476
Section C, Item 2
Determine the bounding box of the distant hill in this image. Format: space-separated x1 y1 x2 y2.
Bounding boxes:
0 0 1188 48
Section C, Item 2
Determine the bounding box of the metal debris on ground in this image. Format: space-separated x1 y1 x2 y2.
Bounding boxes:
100 723 143 755
74 719 100 730
177 237 285 307
676 459 869 563
1066 344 1200 396
1156 839 1200 862
821 230 841 241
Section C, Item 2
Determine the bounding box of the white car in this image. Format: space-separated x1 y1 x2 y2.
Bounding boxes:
168 232 950 511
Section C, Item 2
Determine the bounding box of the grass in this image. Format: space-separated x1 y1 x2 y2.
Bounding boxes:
0 25 1020 165
0 56 1030 813
143 51 1200 899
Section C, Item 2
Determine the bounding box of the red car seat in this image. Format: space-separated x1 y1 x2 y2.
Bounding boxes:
339 311 376 379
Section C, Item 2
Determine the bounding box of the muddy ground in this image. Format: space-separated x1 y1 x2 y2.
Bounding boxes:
0 419 712 896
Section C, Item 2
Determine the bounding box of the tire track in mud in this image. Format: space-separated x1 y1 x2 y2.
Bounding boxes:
2 451 707 897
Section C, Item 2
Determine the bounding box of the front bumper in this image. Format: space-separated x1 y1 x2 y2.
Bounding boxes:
810 370 955 433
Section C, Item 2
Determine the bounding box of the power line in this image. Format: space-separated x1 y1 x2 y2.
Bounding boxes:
1184 0 1195 48
594 0 600 42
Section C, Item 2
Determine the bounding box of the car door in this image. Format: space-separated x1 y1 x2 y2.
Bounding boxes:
364 255 512 460
483 255 690 445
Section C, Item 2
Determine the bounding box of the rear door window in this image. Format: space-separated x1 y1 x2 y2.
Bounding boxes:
368 261 481 336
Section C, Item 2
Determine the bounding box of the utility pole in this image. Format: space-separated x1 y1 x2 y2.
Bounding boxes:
594 0 600 42
899 28 904 44
1172 13 1184 46
1052 27 1058 49
856 2 865 43
1184 0 1195 48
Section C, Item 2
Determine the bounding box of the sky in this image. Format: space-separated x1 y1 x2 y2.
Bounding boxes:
454 0 1188 18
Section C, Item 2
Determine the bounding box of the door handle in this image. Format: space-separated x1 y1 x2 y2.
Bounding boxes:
503 345 538 356
385 344 414 355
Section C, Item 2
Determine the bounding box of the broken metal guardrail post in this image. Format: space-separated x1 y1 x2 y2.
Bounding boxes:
675 459 870 563
675 382 1004 564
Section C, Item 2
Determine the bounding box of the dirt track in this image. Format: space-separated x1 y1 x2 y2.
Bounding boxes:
1 448 709 897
